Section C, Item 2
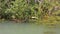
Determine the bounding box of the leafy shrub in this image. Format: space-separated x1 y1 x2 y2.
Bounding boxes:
0 0 60 24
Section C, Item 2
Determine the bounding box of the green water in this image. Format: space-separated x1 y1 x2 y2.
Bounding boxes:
0 21 60 34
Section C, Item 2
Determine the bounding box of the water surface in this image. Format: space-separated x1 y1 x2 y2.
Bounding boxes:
0 21 60 34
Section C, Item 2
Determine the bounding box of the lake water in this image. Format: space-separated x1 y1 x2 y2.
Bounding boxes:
0 21 60 34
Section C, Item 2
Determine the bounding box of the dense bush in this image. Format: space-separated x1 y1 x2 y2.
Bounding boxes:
0 0 60 24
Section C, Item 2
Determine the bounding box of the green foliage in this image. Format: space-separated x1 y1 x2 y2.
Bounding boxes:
0 0 60 24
